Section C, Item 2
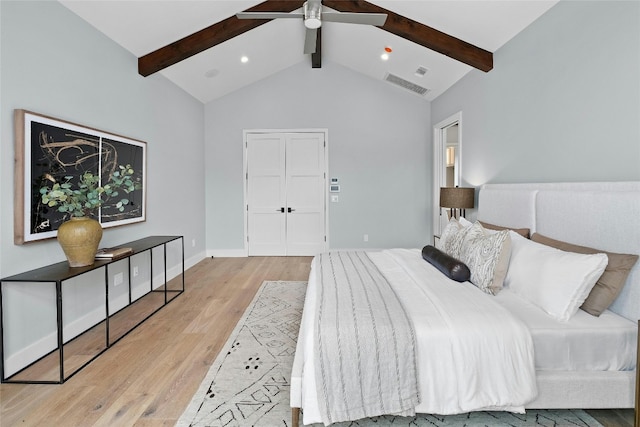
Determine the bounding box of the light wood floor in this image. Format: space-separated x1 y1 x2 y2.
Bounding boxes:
0 256 635 426
0 256 312 426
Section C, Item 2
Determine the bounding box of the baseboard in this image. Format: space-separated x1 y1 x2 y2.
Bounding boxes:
204 248 377 258
4 256 197 379
4 305 105 378
185 252 206 270
207 249 248 258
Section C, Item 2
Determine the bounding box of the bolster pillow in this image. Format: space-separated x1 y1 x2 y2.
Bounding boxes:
421 245 471 282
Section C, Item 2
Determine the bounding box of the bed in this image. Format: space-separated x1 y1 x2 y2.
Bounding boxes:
290 182 639 426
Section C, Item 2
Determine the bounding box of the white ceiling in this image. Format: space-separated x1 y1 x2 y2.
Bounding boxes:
59 0 558 103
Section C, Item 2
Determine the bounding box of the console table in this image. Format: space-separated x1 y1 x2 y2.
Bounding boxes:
0 236 184 384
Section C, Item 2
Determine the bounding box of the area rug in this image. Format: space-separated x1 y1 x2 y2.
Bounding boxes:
177 280 603 427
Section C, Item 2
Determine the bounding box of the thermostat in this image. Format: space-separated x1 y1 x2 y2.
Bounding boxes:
330 184 341 193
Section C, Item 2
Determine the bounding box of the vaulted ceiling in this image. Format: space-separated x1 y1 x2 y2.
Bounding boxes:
60 1 558 103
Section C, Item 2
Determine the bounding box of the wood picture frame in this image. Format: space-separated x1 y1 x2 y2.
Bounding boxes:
14 110 147 244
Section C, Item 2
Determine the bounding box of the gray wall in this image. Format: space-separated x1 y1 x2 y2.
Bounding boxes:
432 0 640 187
1 1 206 278
0 1 206 372
204 61 432 252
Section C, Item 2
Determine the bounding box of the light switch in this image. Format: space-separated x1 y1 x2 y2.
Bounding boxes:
331 195 339 203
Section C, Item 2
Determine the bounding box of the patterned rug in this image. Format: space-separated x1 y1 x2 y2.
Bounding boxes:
177 281 603 427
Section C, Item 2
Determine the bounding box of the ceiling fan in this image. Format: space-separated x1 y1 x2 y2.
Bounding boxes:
138 0 492 77
236 0 388 54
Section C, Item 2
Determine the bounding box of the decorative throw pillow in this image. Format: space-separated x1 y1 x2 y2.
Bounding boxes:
479 220 530 239
421 245 471 282
459 217 473 228
444 221 484 260
458 224 512 295
437 218 462 252
531 233 639 316
505 231 608 322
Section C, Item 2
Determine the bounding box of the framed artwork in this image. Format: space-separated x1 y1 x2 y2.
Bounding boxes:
14 110 147 244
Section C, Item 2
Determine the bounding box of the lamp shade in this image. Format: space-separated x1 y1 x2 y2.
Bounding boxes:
440 187 475 209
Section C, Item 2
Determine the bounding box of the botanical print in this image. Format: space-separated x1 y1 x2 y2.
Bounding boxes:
15 110 146 243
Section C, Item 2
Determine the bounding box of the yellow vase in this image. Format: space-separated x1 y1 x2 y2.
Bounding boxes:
57 217 103 267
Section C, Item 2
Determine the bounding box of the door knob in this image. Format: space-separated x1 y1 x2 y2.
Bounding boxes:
277 207 285 213
288 207 296 213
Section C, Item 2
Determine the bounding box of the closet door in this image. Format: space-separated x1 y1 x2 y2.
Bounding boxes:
285 133 325 256
246 132 326 256
246 134 287 255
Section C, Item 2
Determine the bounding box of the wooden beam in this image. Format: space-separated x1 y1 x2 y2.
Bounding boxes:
311 27 322 68
138 0 305 76
323 0 493 72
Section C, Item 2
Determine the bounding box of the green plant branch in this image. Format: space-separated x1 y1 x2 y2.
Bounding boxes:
40 164 142 218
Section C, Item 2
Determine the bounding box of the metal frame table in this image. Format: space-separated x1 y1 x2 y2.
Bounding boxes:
1 236 184 384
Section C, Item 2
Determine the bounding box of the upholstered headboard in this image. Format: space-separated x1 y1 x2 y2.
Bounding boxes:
477 182 640 322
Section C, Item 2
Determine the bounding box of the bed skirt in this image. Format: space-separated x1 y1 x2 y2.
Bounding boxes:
526 370 635 409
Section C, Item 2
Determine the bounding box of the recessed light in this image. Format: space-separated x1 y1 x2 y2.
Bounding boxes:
381 46 392 61
204 68 219 78
241 56 249 63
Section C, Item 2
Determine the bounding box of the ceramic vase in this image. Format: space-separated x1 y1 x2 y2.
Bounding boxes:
57 217 103 267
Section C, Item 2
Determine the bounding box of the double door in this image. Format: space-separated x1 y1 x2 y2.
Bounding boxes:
246 132 326 256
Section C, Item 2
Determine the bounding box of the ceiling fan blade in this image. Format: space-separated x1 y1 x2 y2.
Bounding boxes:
139 0 306 76
303 28 317 54
236 12 304 20
321 12 387 26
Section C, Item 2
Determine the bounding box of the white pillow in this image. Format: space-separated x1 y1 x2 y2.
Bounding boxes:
504 231 608 322
459 223 511 295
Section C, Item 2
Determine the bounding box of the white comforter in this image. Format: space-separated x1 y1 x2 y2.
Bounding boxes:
291 249 538 425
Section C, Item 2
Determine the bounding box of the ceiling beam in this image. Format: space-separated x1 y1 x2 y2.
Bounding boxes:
139 0 493 77
138 0 305 77
323 0 493 72
311 28 322 68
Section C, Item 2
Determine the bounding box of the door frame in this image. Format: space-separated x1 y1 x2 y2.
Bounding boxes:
433 113 462 237
243 129 329 256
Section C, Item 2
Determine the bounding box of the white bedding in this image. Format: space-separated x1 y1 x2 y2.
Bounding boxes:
494 289 637 371
292 249 538 425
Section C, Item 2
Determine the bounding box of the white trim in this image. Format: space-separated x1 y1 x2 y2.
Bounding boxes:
207 249 248 258
432 112 462 236
185 253 206 271
324 133 330 251
242 129 329 256
4 303 106 377
242 130 249 257
3 256 191 377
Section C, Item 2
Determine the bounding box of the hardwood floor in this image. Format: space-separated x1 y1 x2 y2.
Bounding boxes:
0 256 312 426
586 408 635 427
0 256 634 426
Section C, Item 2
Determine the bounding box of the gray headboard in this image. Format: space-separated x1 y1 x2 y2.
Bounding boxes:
477 182 640 322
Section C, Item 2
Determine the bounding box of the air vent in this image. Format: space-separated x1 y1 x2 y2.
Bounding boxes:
414 66 429 77
384 73 430 96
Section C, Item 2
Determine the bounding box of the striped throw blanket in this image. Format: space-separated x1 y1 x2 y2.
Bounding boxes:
314 251 420 425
